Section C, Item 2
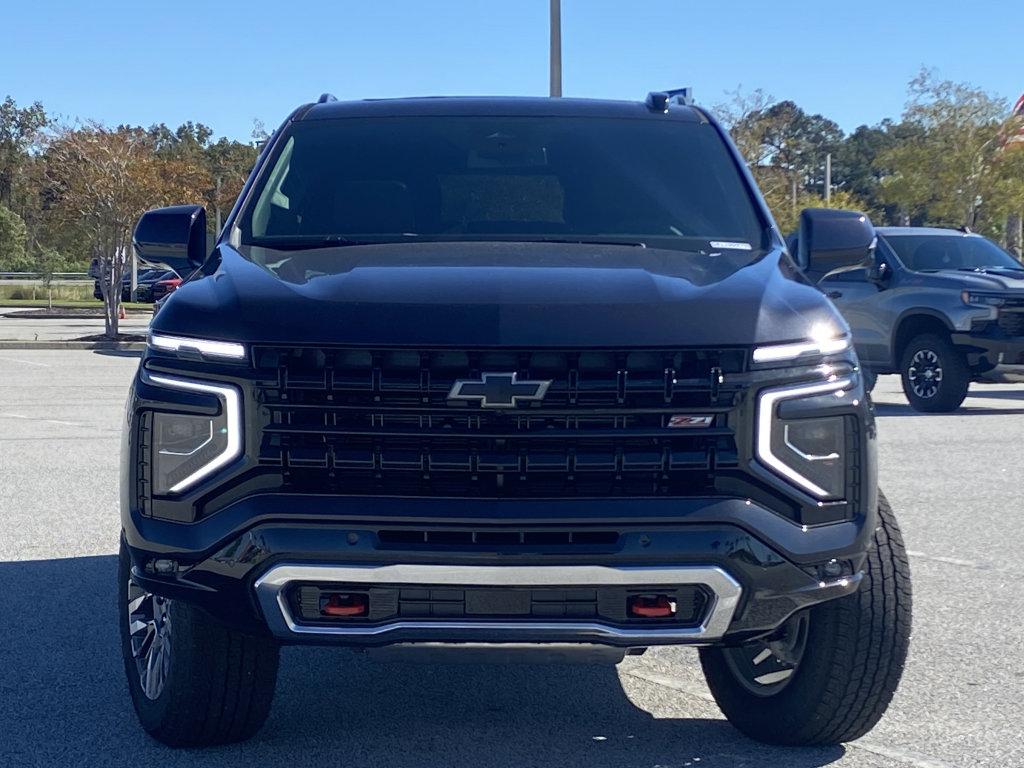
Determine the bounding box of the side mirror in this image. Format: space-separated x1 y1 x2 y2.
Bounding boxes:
133 205 208 276
797 208 876 283
868 259 890 284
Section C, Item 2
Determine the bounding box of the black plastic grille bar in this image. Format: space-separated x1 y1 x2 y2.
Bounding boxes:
250 345 743 498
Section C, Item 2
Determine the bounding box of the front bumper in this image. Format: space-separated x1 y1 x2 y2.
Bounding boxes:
255 562 745 644
952 332 1024 372
125 495 869 648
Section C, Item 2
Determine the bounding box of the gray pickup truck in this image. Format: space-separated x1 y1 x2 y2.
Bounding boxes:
808 226 1024 412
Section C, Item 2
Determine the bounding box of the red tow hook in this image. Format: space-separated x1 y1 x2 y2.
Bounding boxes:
321 593 368 617
629 595 677 618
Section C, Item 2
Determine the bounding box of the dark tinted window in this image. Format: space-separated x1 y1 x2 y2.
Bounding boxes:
884 234 1024 272
241 116 764 251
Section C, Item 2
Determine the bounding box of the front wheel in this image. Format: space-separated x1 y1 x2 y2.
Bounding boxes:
899 333 970 412
699 492 912 745
119 540 280 746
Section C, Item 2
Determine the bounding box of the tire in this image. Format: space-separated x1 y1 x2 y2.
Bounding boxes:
699 492 912 746
119 540 280 747
899 333 969 412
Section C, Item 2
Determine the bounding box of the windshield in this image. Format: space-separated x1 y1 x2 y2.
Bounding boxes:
237 115 766 254
884 233 1024 272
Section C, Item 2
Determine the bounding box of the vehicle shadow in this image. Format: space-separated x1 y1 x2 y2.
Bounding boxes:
91 349 144 359
873 401 1024 417
0 555 846 768
965 388 1024 401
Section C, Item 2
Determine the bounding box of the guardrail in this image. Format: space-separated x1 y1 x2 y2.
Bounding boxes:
0 272 91 281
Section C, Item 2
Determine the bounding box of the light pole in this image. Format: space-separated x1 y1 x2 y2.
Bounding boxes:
549 0 562 97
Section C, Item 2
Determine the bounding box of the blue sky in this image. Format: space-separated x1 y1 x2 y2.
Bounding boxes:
3 0 1022 141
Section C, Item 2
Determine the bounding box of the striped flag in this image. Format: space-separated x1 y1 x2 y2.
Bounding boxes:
1006 93 1024 147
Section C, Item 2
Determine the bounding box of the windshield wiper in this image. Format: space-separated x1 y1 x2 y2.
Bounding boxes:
247 235 415 250
476 236 647 248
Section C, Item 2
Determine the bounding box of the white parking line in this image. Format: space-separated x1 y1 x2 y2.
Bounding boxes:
624 668 716 703
0 355 50 367
624 668 957 768
852 741 959 768
906 550 981 569
0 413 87 428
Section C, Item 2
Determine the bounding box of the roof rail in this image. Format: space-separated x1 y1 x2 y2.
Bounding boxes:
317 93 338 104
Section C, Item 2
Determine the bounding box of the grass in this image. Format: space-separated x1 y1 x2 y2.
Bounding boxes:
0 299 151 311
0 284 94 302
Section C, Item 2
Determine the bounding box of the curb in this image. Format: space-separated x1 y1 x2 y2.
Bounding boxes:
1 311 152 320
0 340 146 351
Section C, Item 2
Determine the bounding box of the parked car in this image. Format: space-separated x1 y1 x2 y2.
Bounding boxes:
148 274 182 302
134 270 177 302
803 226 1024 411
93 268 171 302
122 93 910 748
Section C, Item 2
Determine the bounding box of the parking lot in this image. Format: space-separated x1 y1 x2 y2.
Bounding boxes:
1 349 1022 768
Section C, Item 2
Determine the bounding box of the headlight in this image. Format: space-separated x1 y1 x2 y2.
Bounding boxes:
146 373 242 495
752 328 851 364
149 333 246 360
756 377 853 499
961 291 1006 307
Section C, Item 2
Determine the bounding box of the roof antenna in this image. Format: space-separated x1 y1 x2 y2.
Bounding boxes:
317 93 338 104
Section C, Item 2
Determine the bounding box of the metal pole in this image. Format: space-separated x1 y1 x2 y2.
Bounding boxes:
130 245 138 302
215 175 223 234
825 153 832 205
549 0 562 97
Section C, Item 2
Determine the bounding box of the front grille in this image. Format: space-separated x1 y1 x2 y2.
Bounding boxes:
251 346 744 498
998 309 1024 337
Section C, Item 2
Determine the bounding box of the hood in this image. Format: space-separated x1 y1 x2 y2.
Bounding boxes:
152 242 845 348
921 268 1024 292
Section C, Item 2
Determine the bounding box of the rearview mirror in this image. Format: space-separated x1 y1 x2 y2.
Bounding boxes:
133 205 208 276
796 208 876 283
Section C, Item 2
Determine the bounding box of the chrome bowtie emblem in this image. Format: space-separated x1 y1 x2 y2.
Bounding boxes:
448 372 552 409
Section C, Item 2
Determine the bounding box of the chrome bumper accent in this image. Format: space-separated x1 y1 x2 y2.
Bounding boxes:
253 563 742 644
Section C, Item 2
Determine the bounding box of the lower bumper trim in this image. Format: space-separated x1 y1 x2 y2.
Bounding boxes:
254 563 742 646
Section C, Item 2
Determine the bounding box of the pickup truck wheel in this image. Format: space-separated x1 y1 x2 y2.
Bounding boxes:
699 492 912 745
119 540 280 746
899 333 969 412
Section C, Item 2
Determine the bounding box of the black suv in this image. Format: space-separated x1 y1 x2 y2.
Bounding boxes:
122 94 911 748
813 227 1024 412
93 268 169 302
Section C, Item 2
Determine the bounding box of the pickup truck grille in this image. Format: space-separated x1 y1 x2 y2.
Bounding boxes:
251 346 745 498
998 307 1024 337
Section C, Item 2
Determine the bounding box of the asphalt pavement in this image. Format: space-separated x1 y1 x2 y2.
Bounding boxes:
0 309 151 342
1 350 1022 768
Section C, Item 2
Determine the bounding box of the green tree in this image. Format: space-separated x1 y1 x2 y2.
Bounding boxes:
832 120 923 223
45 123 208 336
715 88 866 232
204 137 258 231
876 70 1009 233
145 122 258 232
0 96 48 212
0 204 29 271
34 246 68 310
